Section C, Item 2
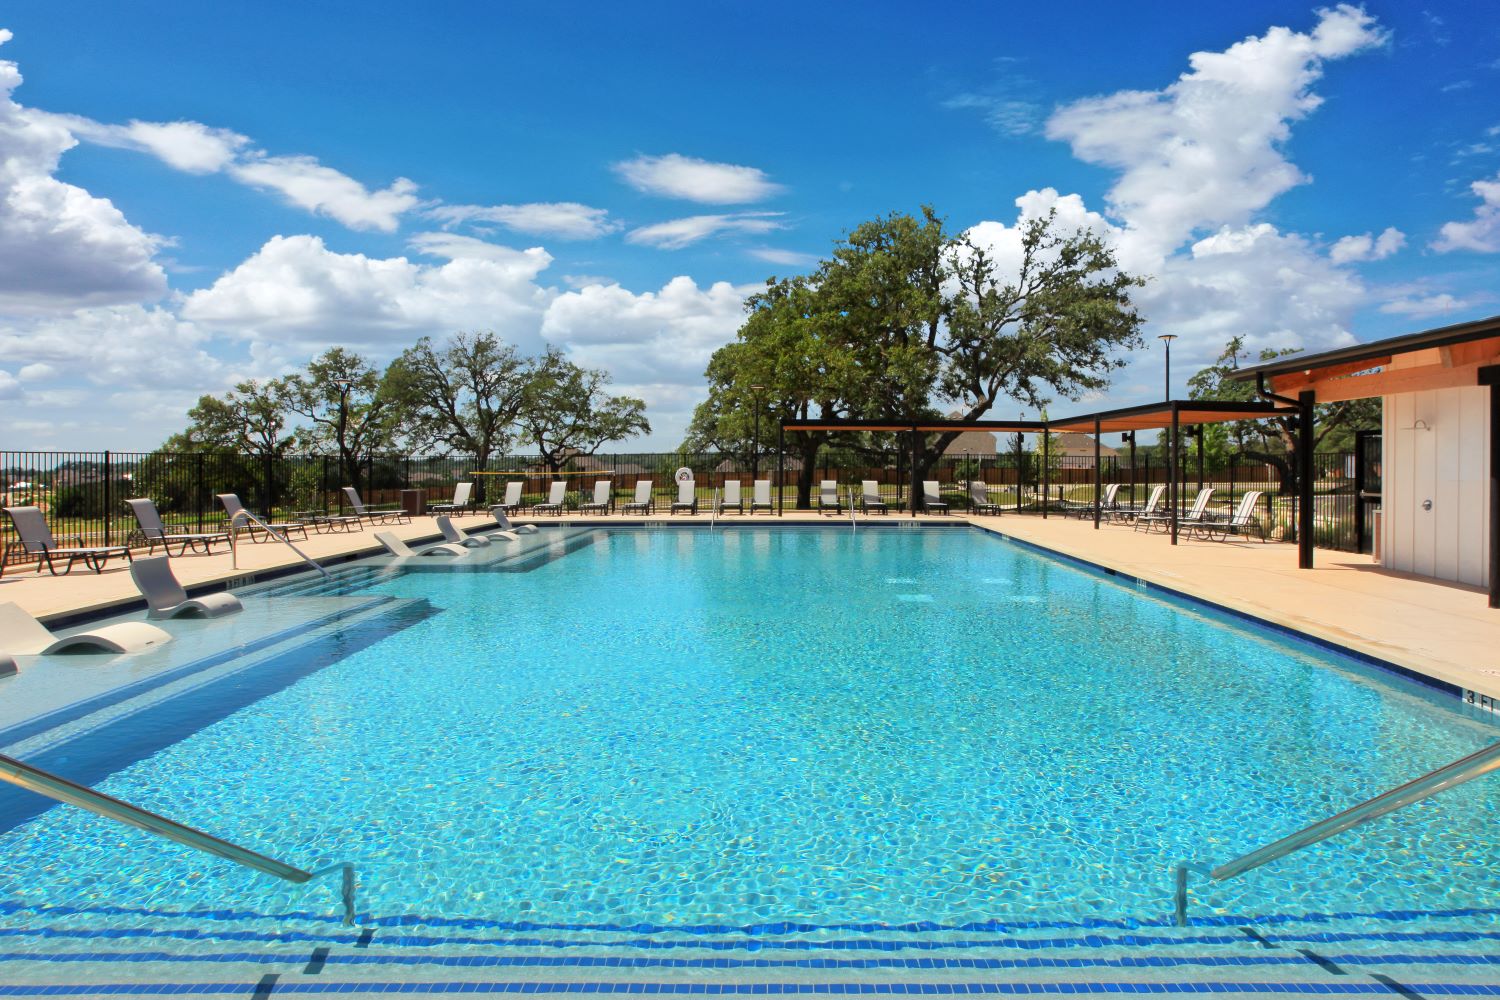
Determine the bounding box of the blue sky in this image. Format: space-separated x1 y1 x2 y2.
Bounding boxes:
1 2 1497 450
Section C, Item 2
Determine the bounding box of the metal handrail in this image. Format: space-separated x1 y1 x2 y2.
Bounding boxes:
230 510 329 579
848 486 857 531
711 487 720 529
0 752 357 924
1174 740 1500 925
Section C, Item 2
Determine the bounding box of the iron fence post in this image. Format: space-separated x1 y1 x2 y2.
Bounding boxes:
103 450 112 546
195 452 205 534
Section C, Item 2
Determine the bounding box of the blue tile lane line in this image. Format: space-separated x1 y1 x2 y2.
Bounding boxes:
1 950 1499 972
2 981 1500 996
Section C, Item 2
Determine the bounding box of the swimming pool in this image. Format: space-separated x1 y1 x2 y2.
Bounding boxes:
1 525 1498 989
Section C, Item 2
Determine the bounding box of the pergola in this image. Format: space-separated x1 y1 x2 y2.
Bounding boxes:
780 398 1302 552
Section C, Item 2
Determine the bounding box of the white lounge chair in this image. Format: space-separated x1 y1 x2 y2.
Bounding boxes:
126 498 229 555
1064 482 1120 519
968 482 1001 515
216 494 309 543
579 480 613 515
670 480 697 515
817 480 842 515
751 479 773 514
494 480 524 514
1193 491 1270 542
861 481 888 515
622 480 654 515
720 480 744 514
341 486 409 525
3 506 133 576
1110 484 1165 524
0 601 171 655
489 506 539 534
374 531 470 558
1137 487 1215 534
437 515 491 548
532 481 568 516
429 482 475 515
130 556 243 620
921 481 949 514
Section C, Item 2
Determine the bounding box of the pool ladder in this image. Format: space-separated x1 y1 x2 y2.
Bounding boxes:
1174 739 1500 924
229 509 329 579
0 752 358 924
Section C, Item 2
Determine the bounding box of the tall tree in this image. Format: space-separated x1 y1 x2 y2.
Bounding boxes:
520 347 650 471
382 332 529 472
279 348 396 494
174 379 294 457
1187 336 1381 493
689 206 1146 506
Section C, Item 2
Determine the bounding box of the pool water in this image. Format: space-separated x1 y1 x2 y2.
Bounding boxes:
1 526 1497 937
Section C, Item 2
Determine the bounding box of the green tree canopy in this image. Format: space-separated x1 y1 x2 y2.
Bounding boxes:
520 347 651 471
382 331 529 468
279 347 397 494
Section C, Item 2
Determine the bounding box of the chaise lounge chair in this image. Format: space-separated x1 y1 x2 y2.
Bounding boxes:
860 481 888 514
216 494 309 543
429 482 475 515
489 506 539 534
720 480 744 514
341 486 410 525
1192 491 1269 542
817 480 842 515
1062 482 1120 519
750 479 773 514
670 480 698 515
437 515 493 547
126 498 230 556
374 531 471 558
0 600 171 654
1110 483 1165 524
532 481 568 516
968 481 1001 515
494 481 524 514
130 556 244 620
2 506 133 576
921 481 949 515
579 480 613 515
621 479 653 515
1136 487 1215 534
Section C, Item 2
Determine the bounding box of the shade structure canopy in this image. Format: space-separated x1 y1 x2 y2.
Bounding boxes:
781 400 1293 438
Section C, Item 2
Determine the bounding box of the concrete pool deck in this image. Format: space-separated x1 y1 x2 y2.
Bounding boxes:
1 508 1497 701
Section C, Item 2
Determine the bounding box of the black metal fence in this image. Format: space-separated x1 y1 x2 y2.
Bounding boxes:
0 446 1370 554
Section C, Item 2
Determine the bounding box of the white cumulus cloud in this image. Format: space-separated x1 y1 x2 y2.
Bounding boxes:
1432 173 1500 253
1329 226 1406 263
60 116 250 174
1378 293 1478 318
613 153 783 204
0 32 167 313
1044 4 1386 262
426 201 619 239
627 213 784 250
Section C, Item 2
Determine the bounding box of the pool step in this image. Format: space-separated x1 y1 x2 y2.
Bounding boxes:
1 904 1497 995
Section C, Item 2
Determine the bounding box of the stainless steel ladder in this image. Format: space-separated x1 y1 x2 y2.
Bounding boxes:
0 752 358 924
230 509 330 579
1174 740 1500 924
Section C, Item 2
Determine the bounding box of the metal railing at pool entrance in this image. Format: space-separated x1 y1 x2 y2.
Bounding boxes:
0 752 358 924
1173 740 1500 925
229 509 329 579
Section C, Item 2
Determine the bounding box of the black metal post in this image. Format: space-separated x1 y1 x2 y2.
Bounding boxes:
1485 369 1500 607
1169 405 1180 545
1015 428 1024 513
264 451 275 518
1093 418 1102 529
776 425 784 516
103 450 112 546
1042 423 1049 519
1196 428 1204 491
195 452 205 533
1353 429 1369 555
910 426 919 517
1298 390 1315 570
1127 432 1137 507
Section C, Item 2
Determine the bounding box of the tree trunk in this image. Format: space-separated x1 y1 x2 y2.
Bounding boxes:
1244 449 1296 495
796 443 819 509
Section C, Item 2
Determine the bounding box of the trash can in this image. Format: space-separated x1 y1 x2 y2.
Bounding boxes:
400 489 424 516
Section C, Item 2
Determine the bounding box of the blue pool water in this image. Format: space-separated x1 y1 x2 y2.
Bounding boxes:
2 526 1497 936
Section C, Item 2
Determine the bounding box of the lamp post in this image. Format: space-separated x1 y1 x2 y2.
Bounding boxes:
1122 431 1136 505
749 384 766 481
1158 333 1177 400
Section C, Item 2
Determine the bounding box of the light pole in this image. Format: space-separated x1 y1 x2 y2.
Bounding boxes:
749 384 766 481
1158 333 1177 400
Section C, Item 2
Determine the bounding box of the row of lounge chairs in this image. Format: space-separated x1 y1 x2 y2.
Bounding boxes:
1055 483 1270 542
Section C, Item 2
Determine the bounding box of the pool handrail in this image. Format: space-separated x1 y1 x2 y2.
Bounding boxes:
230 508 329 579
0 751 358 925
1173 739 1500 925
